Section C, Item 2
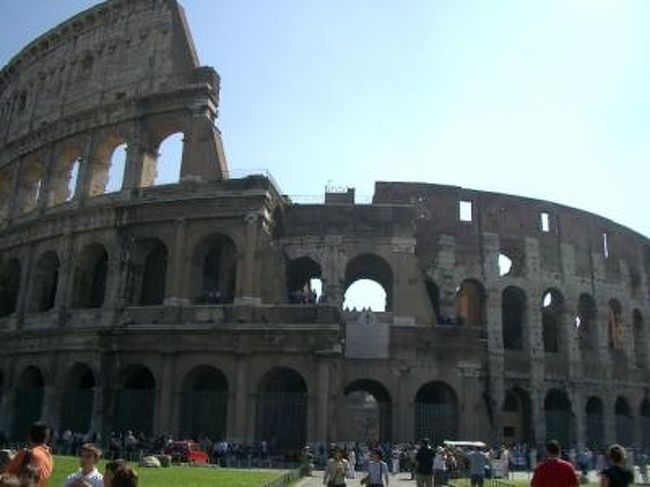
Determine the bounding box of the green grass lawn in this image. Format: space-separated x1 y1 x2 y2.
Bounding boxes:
49 455 289 487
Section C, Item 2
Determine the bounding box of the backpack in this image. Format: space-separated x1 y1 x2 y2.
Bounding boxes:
18 449 39 482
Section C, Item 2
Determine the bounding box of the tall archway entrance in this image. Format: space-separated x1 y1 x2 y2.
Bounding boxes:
341 379 392 442
414 381 458 446
61 364 95 433
180 366 228 439
114 365 155 434
12 366 45 440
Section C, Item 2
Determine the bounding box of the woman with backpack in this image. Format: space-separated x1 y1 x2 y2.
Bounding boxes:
363 448 389 487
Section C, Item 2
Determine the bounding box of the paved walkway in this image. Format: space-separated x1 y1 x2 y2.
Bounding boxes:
296 470 417 486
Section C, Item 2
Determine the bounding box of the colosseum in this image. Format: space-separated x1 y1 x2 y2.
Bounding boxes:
0 0 649 453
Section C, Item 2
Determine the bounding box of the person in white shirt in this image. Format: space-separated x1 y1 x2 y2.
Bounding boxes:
65 443 104 487
365 448 389 487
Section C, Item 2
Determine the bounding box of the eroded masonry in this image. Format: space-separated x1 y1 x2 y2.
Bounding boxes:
1 0 649 451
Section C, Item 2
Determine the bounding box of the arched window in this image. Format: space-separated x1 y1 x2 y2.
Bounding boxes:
29 251 59 312
541 288 564 353
502 286 527 350
342 379 392 442
414 381 459 446
106 143 127 193
193 233 237 304
577 294 597 352
455 279 486 327
256 367 307 451
115 365 155 434
154 132 183 185
180 366 228 439
66 158 81 202
18 159 44 213
544 389 573 446
343 254 392 312
286 256 322 304
12 366 45 440
127 239 168 306
608 299 624 351
61 364 95 433
0 259 21 317
72 244 108 309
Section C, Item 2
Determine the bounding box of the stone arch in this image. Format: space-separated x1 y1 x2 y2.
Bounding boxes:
153 131 184 186
455 279 486 327
608 299 624 351
286 256 322 304
17 157 44 214
577 293 597 352
114 364 156 434
29 250 59 312
615 396 634 446
342 379 392 442
0 258 21 317
633 310 646 368
179 366 228 440
502 286 527 350
544 389 573 446
585 396 604 449
127 238 168 306
60 363 95 433
192 233 237 304
640 399 650 449
255 366 307 451
425 278 441 323
414 381 459 446
502 387 533 444
12 365 45 440
71 243 108 309
541 288 565 354
344 253 393 311
88 134 129 196
49 145 83 206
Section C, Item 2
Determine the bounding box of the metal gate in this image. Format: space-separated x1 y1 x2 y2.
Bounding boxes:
115 389 154 434
585 413 604 449
256 392 307 451
12 387 44 439
180 391 228 439
61 389 93 433
414 403 458 446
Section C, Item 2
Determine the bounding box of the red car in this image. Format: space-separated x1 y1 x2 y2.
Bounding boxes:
164 441 209 464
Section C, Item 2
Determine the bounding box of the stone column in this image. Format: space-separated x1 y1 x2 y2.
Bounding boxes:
180 109 227 182
572 389 585 450
72 133 95 205
314 355 330 444
154 355 175 435
6 158 24 222
15 244 35 328
165 219 189 305
459 363 483 440
55 232 74 327
42 384 62 430
235 213 262 305
322 236 344 307
603 396 616 446
233 355 249 443
89 385 104 434
122 141 156 191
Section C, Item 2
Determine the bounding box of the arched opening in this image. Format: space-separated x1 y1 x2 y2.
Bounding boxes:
425 278 441 323
608 299 624 351
114 365 155 434
615 396 634 446
502 286 527 350
640 399 650 449
498 253 513 277
29 251 59 312
544 389 573 446
414 381 459 446
286 257 322 304
502 388 533 444
18 159 44 213
577 294 597 352
0 259 21 317
498 239 525 277
455 279 486 327
12 366 45 440
72 244 108 309
342 379 392 443
634 310 646 368
127 239 168 306
343 254 392 312
180 366 228 440
256 367 307 451
105 143 127 193
154 132 183 185
193 234 237 304
541 289 564 353
61 364 95 434
65 158 81 202
585 396 604 449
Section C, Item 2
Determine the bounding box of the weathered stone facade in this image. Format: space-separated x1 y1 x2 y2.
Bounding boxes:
1 0 649 450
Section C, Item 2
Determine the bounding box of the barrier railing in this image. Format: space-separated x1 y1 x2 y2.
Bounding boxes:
260 467 303 487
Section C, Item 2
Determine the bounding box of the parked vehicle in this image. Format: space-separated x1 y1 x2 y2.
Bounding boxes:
164 441 209 464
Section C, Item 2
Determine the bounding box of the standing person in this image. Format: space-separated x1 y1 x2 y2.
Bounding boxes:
104 460 138 487
599 444 634 487
363 448 389 487
531 440 578 487
1 422 53 487
64 443 103 487
414 438 434 487
323 448 349 487
432 447 446 487
467 447 489 487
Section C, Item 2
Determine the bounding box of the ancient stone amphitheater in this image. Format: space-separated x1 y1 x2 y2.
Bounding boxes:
0 0 649 452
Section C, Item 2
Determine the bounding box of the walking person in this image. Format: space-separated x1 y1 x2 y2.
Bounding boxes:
599 444 634 487
531 440 578 487
363 448 389 487
323 448 349 487
467 447 489 487
414 438 434 487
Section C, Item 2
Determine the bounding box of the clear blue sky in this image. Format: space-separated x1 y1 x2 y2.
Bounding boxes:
2 0 649 246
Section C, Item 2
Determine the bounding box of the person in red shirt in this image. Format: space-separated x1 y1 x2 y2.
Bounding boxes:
531 440 578 487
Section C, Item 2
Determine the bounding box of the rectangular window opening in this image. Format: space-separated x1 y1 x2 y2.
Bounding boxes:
540 212 550 232
603 232 609 259
459 200 473 222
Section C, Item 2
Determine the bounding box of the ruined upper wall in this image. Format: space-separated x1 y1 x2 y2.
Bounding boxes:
0 0 201 148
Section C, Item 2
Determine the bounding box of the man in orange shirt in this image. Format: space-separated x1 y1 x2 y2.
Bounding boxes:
531 440 578 487
2 422 54 486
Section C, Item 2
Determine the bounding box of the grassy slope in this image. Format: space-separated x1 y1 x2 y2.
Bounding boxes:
49 455 286 487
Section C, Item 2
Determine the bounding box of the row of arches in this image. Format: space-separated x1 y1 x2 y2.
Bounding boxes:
6 132 184 217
